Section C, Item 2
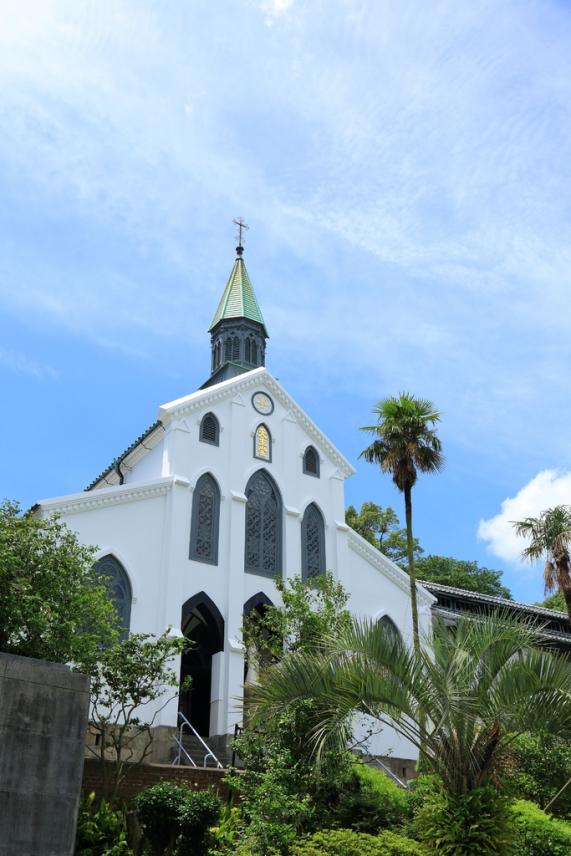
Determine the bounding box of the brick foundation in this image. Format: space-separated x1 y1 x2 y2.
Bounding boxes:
82 758 231 804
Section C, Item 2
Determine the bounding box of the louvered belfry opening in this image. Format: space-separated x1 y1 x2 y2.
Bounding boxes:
200 413 219 446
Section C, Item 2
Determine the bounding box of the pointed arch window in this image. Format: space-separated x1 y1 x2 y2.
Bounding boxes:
224 337 232 361
254 424 271 462
94 554 132 637
303 445 320 477
245 338 251 363
251 340 258 363
301 503 326 581
232 336 240 361
378 615 403 646
200 412 220 446
189 473 220 565
245 470 282 577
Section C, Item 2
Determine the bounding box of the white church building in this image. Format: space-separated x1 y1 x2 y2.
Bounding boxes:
37 235 435 773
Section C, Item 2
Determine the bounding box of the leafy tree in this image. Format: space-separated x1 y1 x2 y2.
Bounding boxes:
0 499 117 664
359 394 443 653
514 505 571 621
345 502 423 565
414 554 511 599
251 613 571 851
538 591 567 612
82 630 188 803
511 733 571 817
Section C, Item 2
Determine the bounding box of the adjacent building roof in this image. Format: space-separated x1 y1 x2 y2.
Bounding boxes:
208 256 268 336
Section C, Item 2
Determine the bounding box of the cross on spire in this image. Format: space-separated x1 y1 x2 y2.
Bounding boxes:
233 217 249 256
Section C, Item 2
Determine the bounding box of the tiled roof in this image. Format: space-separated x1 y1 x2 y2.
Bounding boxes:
208 256 268 335
419 580 569 621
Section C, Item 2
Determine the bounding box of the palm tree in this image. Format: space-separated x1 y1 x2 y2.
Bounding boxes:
250 614 571 798
514 505 571 623
359 393 443 652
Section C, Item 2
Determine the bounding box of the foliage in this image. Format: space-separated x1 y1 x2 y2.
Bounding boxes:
333 762 409 833
414 785 514 854
75 792 133 856
510 732 571 817
514 504 571 620
135 782 222 856
0 500 118 664
414 554 511 598
251 613 571 797
511 799 571 856
345 502 423 565
83 630 189 802
243 572 351 669
359 393 443 650
207 805 242 854
290 828 421 856
537 591 566 612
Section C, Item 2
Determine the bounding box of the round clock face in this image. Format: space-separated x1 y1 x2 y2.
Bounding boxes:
252 391 274 415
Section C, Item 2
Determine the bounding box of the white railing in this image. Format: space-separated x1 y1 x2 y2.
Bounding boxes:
172 711 223 769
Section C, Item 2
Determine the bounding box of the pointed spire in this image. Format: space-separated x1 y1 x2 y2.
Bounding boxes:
208 238 268 337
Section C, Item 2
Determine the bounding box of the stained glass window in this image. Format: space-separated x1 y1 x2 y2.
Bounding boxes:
245 471 282 577
254 424 271 461
301 503 325 580
94 555 132 637
189 473 220 565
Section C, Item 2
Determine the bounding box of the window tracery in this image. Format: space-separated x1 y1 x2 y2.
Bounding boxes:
189 473 220 564
301 503 326 580
245 471 282 577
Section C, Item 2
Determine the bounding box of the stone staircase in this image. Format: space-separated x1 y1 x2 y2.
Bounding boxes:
172 721 235 769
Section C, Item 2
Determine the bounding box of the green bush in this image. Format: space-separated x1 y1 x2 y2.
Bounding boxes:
511 799 571 856
135 782 222 856
290 828 421 855
511 733 571 817
332 763 408 833
75 792 133 855
414 785 514 855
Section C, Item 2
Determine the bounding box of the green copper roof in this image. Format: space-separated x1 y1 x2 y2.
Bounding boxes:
209 256 268 336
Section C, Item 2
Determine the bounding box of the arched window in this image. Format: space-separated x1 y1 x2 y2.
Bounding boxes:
301 503 326 581
189 473 220 565
214 341 221 368
244 470 282 577
245 338 251 363
94 554 132 637
232 336 240 361
224 337 232 361
254 424 271 462
303 445 320 477
200 412 219 446
251 340 258 363
378 615 403 646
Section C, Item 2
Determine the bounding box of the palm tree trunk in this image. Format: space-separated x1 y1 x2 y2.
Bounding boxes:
555 559 571 624
404 484 420 656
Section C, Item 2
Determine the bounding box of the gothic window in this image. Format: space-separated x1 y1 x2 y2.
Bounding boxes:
303 445 320 477
232 336 240 361
94 554 132 637
244 470 282 577
378 615 402 646
245 338 251 363
254 424 271 461
251 340 258 363
301 503 326 581
189 473 220 565
200 412 219 446
224 337 232 361
214 341 221 368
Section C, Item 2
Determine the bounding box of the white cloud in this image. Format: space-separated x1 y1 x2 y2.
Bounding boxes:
0 348 58 380
478 471 571 563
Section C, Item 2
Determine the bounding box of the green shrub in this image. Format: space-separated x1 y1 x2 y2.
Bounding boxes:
511 799 571 856
75 792 133 856
511 733 571 817
135 782 222 856
207 805 242 854
333 763 408 832
290 828 421 855
414 785 514 855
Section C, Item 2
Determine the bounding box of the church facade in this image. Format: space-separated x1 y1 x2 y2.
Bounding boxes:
37 240 435 768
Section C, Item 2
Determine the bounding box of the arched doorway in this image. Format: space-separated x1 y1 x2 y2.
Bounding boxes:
243 592 274 686
179 592 224 736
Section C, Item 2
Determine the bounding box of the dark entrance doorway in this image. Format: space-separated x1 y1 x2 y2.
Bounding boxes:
179 593 224 737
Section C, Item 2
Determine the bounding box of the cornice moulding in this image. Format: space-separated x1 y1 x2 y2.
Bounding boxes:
39 477 174 516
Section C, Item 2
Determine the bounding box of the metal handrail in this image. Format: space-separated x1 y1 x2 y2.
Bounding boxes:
172 733 198 768
368 755 408 789
174 711 223 769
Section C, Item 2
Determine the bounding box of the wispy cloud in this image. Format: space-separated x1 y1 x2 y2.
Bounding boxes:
478 470 571 564
0 347 58 380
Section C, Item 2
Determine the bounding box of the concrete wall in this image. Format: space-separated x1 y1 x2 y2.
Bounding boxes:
0 653 90 856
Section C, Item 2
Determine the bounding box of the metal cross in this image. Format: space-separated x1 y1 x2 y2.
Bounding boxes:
233 217 249 247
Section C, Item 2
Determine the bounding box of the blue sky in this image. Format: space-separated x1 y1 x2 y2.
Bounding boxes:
1 0 571 604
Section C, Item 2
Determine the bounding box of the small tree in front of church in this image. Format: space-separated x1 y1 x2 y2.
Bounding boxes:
0 499 118 664
83 629 190 803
